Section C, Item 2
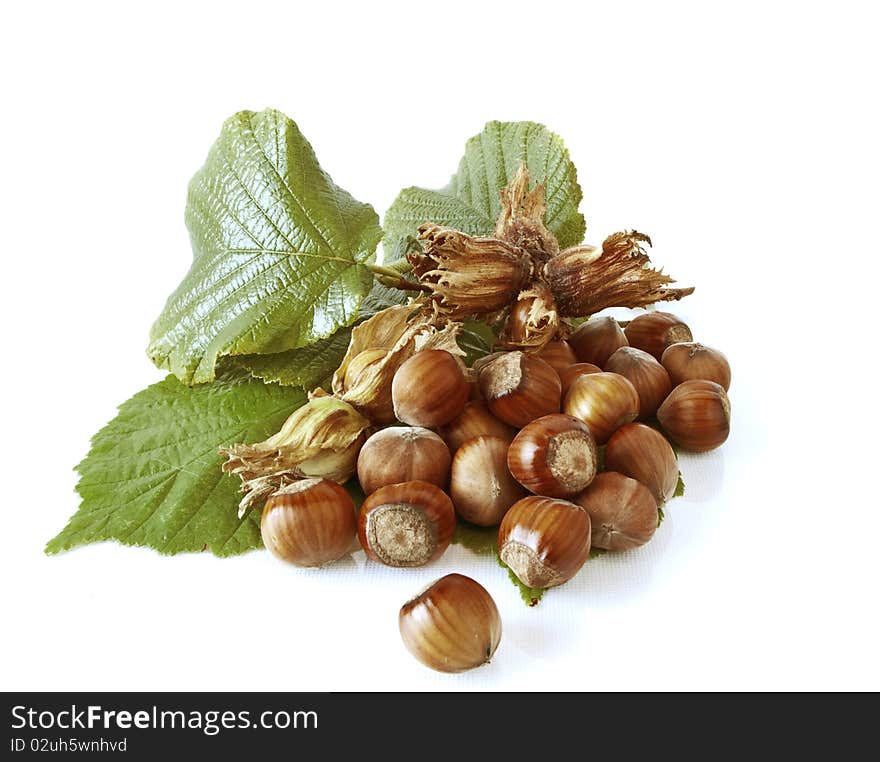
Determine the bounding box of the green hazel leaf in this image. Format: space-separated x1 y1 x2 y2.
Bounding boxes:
383 120 585 258
674 471 686 498
235 329 351 390
233 272 417 389
46 373 306 557
458 320 494 366
148 109 382 385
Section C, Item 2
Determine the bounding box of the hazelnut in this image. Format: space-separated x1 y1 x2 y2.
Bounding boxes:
357 427 451 495
604 346 672 419
657 380 730 452
478 351 562 428
623 311 692 360
661 342 731 390
450 435 526 526
392 349 469 427
604 423 679 504
569 317 628 367
563 371 640 443
573 472 658 551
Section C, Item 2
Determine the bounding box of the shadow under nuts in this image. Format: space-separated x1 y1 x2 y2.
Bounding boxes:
478 351 562 427
399 574 502 673
261 479 357 567
507 414 598 498
358 480 456 567
657 379 730 452
498 496 591 588
450 435 526 527
661 342 731 390
573 472 658 551
604 346 672 420
357 426 451 495
563 371 640 443
604 423 679 504
392 349 469 427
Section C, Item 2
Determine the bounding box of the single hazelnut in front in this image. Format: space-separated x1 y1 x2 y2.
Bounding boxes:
623 311 693 360
604 423 679 504
604 346 672 420
437 401 516 454
392 349 469 427
399 574 502 673
358 480 456 567
657 379 730 452
563 371 640 443
507 414 598 498
661 342 731 390
450 435 526 526
261 479 357 567
568 316 628 367
357 427 451 495
478 351 562 428
498 496 591 588
573 472 658 551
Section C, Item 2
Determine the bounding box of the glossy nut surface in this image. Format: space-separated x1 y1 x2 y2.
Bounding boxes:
399 574 502 673
438 401 516 454
657 379 730 452
478 351 562 428
604 423 679 504
573 472 658 551
623 311 693 360
261 479 356 567
604 346 672 420
661 342 731 390
357 427 451 495
507 414 598 498
498 496 591 588
563 372 640 443
537 340 578 373
559 362 603 395
450 435 526 526
358 480 456 567
569 317 628 367
392 349 469 427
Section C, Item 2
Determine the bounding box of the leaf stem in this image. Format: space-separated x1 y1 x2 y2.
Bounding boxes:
368 264 431 293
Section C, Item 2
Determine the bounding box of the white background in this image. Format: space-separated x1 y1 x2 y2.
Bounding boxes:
1 1 877 691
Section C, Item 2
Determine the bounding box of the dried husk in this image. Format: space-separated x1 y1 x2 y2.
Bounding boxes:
544 231 695 317
332 303 465 423
221 395 370 516
494 164 559 262
410 224 530 320
496 282 562 350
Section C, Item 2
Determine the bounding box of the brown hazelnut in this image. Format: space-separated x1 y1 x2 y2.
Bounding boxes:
623 311 692 360
399 574 502 673
478 351 562 428
358 480 456 567
450 435 526 526
498 496 591 588
558 362 603 395
537 340 578 374
437 401 516 454
507 414 598 498
568 317 628 367
604 346 672 419
357 427 451 495
661 342 731 391
563 371 640 443
572 472 658 551
657 380 730 452
604 423 679 504
261 479 356 567
392 349 469 427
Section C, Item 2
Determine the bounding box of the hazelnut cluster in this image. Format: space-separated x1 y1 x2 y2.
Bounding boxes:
256 309 731 672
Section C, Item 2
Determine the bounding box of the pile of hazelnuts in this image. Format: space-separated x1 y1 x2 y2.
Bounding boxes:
260 311 731 673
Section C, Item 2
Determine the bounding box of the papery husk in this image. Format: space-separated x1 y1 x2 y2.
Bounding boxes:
496 282 562 351
544 231 695 317
220 395 370 516
411 224 530 320
494 164 559 263
332 303 465 423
